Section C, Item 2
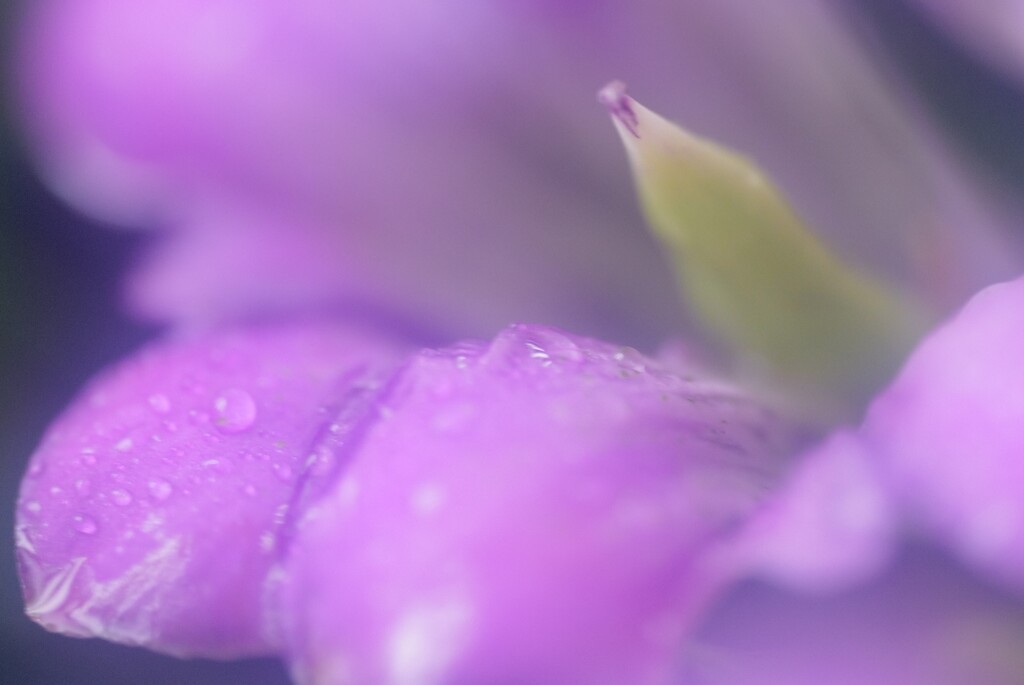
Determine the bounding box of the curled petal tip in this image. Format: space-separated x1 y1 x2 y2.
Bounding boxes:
598 80 640 138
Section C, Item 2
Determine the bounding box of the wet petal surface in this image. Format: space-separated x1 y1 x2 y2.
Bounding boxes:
277 324 804 685
16 321 406 657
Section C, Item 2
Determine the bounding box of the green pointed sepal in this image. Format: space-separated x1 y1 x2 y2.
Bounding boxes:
600 81 929 419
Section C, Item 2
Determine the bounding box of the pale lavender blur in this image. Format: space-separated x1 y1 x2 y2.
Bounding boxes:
11 0 1021 346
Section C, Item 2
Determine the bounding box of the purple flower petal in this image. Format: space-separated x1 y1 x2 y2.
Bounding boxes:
275 324 805 685
687 546 1024 685
863 276 1024 592
15 321 406 657
908 0 1024 82
730 430 897 592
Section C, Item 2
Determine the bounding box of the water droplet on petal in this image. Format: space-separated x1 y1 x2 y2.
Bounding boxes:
148 393 172 414
273 504 290 525
27 462 45 478
72 514 98 535
214 388 257 433
242 484 258 497
111 489 133 506
115 437 134 452
74 479 91 495
148 479 173 501
79 452 97 467
23 500 42 515
525 341 552 366
273 463 294 482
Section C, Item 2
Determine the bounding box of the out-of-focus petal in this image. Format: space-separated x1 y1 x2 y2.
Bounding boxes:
863 276 1024 592
276 324 805 685
908 0 1024 82
728 430 897 592
15 321 406 657
684 546 1024 685
14 0 1019 342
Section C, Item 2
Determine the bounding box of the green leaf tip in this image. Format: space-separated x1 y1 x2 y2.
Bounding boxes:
600 81 928 418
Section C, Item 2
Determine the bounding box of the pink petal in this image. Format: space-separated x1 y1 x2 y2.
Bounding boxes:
15 320 406 657
863 276 1024 592
276 324 805 685
729 430 898 592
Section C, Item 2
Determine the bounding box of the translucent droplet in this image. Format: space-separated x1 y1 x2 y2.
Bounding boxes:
74 479 91 495
242 484 258 497
72 514 98 535
23 500 42 515
148 479 173 501
273 503 290 525
111 489 133 506
214 389 257 433
148 393 172 414
27 462 45 478
525 341 551 364
273 463 294 482
79 447 98 466
115 437 134 452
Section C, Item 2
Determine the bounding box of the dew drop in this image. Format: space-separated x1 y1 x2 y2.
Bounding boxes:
214 389 257 433
27 462 45 478
72 514 98 535
79 453 97 467
115 437 134 452
273 463 294 482
148 393 172 414
23 500 42 515
242 484 258 497
111 489 133 506
74 479 91 495
525 341 551 364
148 479 173 501
273 503 290 525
